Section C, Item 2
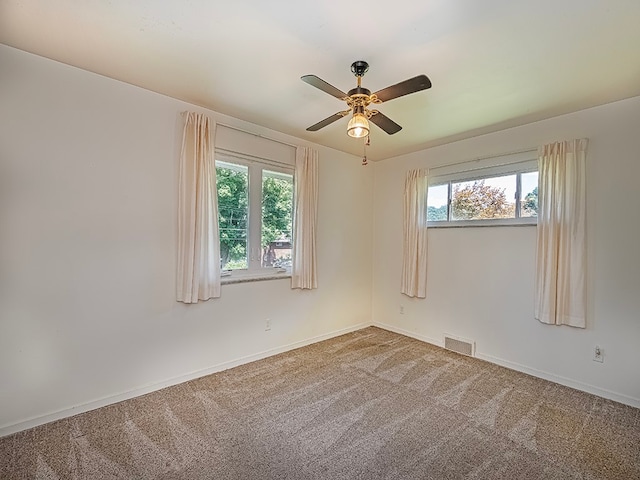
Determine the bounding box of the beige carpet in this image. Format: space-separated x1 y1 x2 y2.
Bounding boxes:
1 327 639 479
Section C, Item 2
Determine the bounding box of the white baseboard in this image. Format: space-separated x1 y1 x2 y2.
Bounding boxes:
373 322 640 409
372 321 443 348
0 322 369 438
476 352 640 408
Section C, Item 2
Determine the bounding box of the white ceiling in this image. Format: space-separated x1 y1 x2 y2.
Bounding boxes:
2 0 639 161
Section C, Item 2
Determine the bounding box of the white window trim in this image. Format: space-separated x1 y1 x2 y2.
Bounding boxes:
427 217 537 228
427 150 538 228
220 271 291 285
216 150 294 282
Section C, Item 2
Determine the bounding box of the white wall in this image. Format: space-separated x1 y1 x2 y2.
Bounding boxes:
372 95 640 407
0 45 373 434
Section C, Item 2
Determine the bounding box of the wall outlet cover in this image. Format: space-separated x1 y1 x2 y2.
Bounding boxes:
593 345 603 363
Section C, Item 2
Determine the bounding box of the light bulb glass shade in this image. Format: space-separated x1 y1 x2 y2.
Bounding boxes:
347 113 370 138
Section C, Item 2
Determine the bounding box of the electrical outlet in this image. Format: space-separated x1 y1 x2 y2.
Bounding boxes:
593 345 603 363
265 318 272 331
400 305 405 315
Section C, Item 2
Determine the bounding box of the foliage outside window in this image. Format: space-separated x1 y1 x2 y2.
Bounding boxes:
216 158 293 274
261 170 293 269
427 162 538 226
217 162 249 269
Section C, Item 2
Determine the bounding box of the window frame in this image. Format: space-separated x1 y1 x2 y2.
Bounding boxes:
215 150 294 280
427 153 538 228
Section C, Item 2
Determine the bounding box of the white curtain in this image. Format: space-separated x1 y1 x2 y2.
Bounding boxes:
176 112 221 303
535 138 588 327
291 146 319 289
401 169 428 298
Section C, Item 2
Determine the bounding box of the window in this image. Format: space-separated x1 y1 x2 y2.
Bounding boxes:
216 154 293 277
427 153 538 226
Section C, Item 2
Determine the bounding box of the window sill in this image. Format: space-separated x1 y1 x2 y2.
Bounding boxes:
427 219 537 228
221 272 291 285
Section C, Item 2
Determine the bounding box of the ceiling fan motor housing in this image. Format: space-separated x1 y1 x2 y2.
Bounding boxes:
347 86 371 98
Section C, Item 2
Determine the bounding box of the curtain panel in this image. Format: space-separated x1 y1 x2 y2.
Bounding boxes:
176 112 221 303
401 169 428 298
535 138 588 327
291 146 319 290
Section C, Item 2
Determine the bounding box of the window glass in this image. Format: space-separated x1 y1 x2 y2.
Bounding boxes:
451 174 517 220
520 171 539 217
427 184 448 221
216 162 248 270
216 157 294 276
261 170 293 268
426 154 537 226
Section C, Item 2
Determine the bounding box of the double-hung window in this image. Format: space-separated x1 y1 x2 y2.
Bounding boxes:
427 151 538 226
216 151 294 278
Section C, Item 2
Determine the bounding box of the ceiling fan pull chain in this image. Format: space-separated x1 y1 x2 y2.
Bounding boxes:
362 135 369 166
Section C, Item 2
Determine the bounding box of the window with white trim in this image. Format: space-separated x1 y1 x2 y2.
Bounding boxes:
427 151 538 226
216 152 294 277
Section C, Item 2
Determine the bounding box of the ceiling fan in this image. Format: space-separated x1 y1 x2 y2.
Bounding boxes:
301 61 432 138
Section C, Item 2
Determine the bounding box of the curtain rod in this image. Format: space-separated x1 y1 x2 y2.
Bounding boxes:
428 147 538 172
217 123 298 150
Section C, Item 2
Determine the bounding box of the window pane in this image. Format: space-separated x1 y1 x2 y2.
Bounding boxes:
521 171 539 217
261 170 293 268
216 162 248 270
451 175 516 220
427 184 448 221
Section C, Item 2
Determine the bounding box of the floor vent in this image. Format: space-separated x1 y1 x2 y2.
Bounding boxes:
444 334 475 357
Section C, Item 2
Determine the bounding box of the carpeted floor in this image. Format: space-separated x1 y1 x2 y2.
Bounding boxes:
1 327 639 479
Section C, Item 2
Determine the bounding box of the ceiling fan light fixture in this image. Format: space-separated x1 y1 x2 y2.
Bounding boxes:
347 113 369 138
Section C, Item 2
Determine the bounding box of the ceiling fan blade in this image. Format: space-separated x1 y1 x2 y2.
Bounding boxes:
306 111 348 131
301 75 348 99
373 75 432 103
369 111 402 135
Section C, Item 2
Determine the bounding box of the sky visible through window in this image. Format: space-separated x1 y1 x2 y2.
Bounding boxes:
521 172 538 199
428 184 448 210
